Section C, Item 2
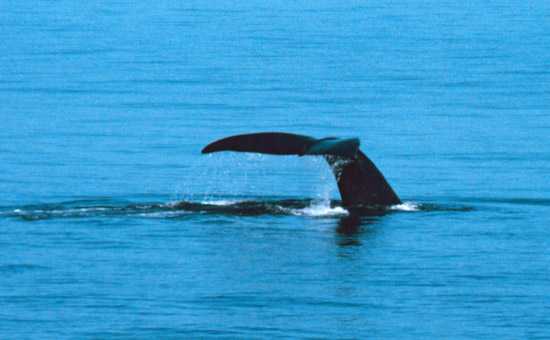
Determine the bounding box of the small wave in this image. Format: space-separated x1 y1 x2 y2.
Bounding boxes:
4 202 170 221
0 264 49 273
138 211 191 218
452 196 550 207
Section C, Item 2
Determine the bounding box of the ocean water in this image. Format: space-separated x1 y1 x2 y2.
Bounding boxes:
1 1 549 338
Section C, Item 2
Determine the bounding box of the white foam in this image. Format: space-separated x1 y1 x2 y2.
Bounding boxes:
77 207 108 212
389 201 419 212
200 199 240 206
139 211 190 218
166 200 181 208
291 201 349 217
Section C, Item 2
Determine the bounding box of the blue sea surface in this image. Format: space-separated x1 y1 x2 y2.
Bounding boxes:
1 1 549 338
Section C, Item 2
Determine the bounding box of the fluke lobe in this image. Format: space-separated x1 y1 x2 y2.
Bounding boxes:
202 132 401 208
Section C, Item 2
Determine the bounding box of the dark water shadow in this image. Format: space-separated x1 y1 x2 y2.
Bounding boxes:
334 212 385 247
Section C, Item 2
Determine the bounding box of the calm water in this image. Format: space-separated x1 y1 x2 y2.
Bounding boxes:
1 1 549 338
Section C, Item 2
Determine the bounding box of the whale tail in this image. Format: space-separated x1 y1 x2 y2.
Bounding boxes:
202 132 401 207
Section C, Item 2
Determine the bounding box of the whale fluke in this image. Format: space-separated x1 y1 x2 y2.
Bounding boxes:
202 132 401 207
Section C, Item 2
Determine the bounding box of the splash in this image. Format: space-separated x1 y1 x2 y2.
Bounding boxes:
289 200 349 217
389 201 420 212
200 199 243 206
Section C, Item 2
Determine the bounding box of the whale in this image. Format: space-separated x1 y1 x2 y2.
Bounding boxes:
202 132 401 207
